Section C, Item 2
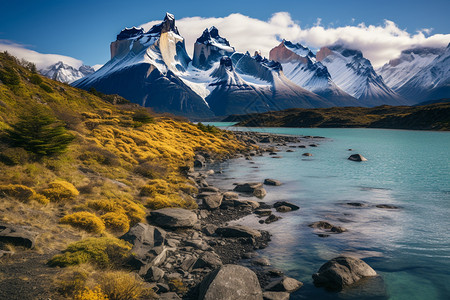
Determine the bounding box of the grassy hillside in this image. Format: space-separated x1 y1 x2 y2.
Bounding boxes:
0 52 244 299
225 102 450 130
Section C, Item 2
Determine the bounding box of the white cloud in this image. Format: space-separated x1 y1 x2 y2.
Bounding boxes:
140 12 450 67
0 40 83 70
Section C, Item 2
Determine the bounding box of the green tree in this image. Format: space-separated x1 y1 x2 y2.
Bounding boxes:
4 107 75 156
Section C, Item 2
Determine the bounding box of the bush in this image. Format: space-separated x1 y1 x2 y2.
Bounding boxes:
197 122 220 134
39 82 53 93
0 147 29 165
120 199 145 226
42 180 79 202
98 271 155 300
139 179 169 197
75 286 108 300
78 146 119 166
101 212 130 233
132 109 154 125
133 161 167 179
0 184 35 200
29 74 43 85
0 65 20 86
87 199 119 213
60 212 105 233
48 237 131 268
4 106 75 156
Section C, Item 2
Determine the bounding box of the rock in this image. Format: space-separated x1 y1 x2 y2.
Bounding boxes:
254 209 272 216
264 214 280 224
194 154 206 168
148 208 198 229
267 269 284 277
253 187 267 199
286 149 295 153
275 206 291 213
273 201 300 211
264 179 282 186
376 204 400 209
234 182 263 193
157 283 170 293
202 224 218 236
0 224 38 249
200 186 220 193
308 221 333 229
235 199 260 209
180 256 197 271
331 226 347 233
216 225 262 238
253 257 271 266
309 144 318 147
193 251 223 269
144 266 165 282
184 239 211 251
263 291 290 300
271 156 283 159
242 252 258 259
202 193 223 210
260 137 273 143
298 145 306 148
302 153 313 156
348 154 367 161
158 292 181 300
0 250 13 258
198 264 263 300
346 202 366 207
222 191 239 201
265 276 303 292
312 256 377 291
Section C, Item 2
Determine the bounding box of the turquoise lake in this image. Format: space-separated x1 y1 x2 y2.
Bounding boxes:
205 124 450 300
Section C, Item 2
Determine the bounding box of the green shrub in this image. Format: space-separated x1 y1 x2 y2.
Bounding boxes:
42 180 79 202
29 74 43 85
4 106 75 156
60 212 105 233
39 82 53 93
48 237 131 268
197 122 220 134
0 184 35 200
101 212 130 233
0 65 20 86
132 109 154 125
0 147 29 165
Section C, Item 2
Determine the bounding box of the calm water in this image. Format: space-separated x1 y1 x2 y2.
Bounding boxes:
206 125 450 300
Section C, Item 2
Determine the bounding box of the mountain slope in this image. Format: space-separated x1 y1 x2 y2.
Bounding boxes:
383 44 450 103
73 13 214 118
269 40 360 106
316 45 408 106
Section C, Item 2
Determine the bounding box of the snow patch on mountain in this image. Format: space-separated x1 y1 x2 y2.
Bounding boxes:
40 61 94 83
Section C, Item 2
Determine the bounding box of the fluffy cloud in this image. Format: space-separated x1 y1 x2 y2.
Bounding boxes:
0 40 83 70
141 12 450 67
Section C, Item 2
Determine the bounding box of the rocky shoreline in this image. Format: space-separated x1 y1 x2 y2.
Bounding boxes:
132 131 326 299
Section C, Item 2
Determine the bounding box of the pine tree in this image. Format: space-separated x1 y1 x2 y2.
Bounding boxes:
4 107 75 156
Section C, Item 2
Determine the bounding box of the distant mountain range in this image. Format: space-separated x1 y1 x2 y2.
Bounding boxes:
40 61 95 83
65 13 449 118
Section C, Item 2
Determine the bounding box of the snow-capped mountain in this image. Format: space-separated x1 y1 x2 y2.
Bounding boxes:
378 45 449 103
205 53 331 115
192 27 234 70
73 13 333 118
40 61 94 83
269 40 359 106
316 45 408 106
73 13 214 118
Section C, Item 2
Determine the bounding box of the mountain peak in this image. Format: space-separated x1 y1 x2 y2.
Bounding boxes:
161 12 178 34
193 27 234 70
117 27 144 40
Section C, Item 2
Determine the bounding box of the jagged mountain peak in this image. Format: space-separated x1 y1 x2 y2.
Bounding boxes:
193 27 234 70
40 61 94 83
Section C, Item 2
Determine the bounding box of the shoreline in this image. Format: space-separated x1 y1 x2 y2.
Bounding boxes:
144 130 318 299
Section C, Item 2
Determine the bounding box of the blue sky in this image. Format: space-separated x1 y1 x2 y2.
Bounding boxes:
0 0 449 67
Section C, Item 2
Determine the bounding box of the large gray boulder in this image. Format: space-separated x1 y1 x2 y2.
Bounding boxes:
312 256 377 291
198 264 263 300
216 225 262 238
148 208 198 229
0 224 38 249
201 193 223 210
